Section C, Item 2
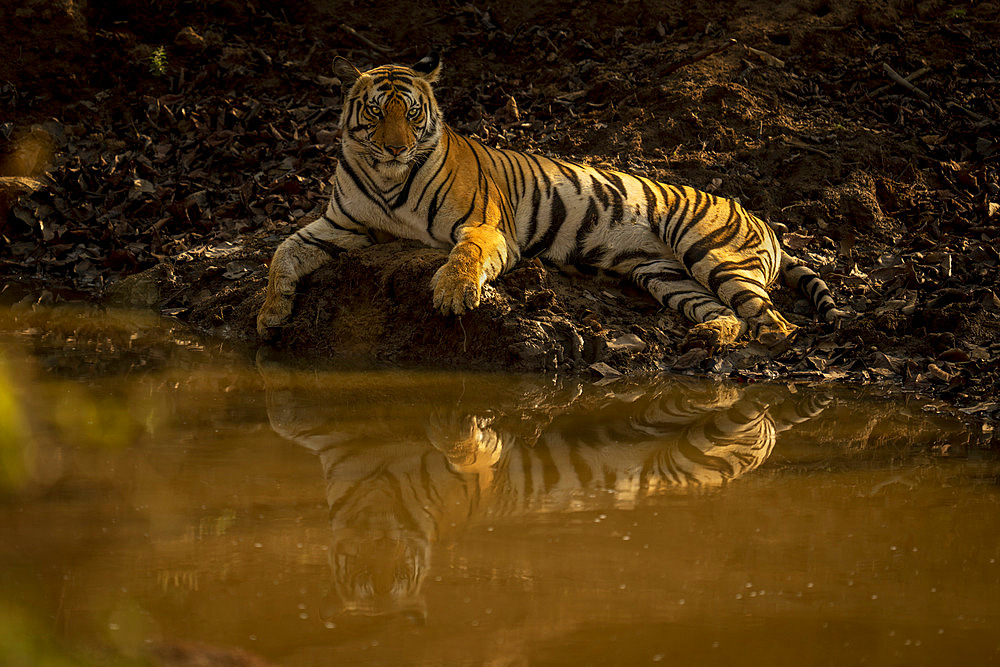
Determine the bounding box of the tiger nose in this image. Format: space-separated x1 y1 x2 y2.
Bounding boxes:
385 145 406 157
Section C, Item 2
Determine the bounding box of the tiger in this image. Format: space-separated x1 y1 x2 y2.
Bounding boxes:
260 367 831 620
256 54 846 350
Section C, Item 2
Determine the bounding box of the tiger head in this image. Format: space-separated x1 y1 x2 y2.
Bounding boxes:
321 481 433 623
333 54 443 181
324 523 429 623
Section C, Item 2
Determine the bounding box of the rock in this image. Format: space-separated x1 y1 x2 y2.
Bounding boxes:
104 264 176 310
926 363 952 383
588 362 621 378
672 348 709 370
606 333 647 353
175 26 206 50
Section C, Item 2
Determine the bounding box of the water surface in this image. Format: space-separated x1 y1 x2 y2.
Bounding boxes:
1 308 997 666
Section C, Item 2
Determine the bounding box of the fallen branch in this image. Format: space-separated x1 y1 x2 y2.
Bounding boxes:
744 44 785 68
339 24 392 54
662 39 737 76
782 136 833 159
870 66 929 97
881 63 993 124
882 63 931 100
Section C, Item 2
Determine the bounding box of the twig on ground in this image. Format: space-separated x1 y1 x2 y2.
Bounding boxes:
881 63 993 124
782 136 833 159
882 63 931 100
744 44 785 68
870 66 929 97
662 39 737 76
339 24 392 54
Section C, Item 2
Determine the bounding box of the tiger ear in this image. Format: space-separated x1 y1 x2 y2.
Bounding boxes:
411 52 442 83
333 56 362 92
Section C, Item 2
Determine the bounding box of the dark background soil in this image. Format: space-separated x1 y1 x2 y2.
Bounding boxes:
1 0 998 423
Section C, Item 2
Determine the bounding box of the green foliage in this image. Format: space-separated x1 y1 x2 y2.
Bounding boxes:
946 6 967 19
148 46 168 77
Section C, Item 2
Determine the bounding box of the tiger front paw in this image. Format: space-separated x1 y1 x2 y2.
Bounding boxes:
431 262 481 315
426 414 502 474
257 293 294 338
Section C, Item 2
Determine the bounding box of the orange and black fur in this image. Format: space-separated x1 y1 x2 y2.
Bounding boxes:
258 54 844 347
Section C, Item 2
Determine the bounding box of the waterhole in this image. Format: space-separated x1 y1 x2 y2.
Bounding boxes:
1 307 997 665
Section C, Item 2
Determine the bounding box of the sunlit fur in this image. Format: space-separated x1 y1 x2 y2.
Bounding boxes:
258 56 845 347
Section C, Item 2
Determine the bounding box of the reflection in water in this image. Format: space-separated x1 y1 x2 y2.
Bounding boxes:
2 309 998 666
262 367 831 622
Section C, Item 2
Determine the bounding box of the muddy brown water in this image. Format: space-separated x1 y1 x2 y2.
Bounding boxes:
1 308 998 666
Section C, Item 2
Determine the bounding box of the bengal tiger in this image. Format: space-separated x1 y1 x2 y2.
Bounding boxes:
261 368 831 619
256 54 845 349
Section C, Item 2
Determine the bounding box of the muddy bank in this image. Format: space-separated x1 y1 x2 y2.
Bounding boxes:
99 233 998 431
1 0 999 421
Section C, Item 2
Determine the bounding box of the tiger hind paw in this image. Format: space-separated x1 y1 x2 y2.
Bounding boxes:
682 316 742 354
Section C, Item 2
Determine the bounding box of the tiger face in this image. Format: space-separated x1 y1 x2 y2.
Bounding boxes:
327 525 429 621
333 54 442 181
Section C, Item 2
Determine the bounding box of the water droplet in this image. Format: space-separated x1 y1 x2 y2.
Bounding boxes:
871 594 878 600
254 542 263 548
249 634 257 641
108 623 120 631
299 613 308 620
325 622 336 629
678 599 685 605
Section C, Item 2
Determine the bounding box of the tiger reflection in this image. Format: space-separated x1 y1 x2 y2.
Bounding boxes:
262 371 829 621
